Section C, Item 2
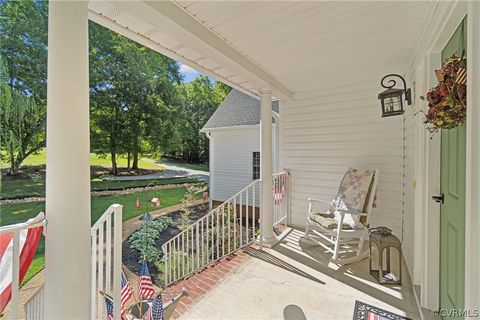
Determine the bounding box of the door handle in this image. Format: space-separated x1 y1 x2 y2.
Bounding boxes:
432 193 444 204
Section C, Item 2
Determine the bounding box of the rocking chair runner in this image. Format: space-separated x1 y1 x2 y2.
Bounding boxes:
304 168 379 264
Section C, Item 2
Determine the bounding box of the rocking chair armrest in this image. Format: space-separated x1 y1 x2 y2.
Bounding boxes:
307 197 331 205
337 209 368 216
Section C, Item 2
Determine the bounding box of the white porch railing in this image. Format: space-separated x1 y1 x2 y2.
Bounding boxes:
22 204 123 320
162 171 291 285
162 179 261 285
23 284 44 319
273 172 290 226
0 213 46 320
90 204 123 320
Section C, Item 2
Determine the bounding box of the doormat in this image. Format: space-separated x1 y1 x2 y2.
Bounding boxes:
352 301 411 320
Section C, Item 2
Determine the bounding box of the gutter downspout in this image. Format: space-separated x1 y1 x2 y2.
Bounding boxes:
205 131 213 210
272 111 280 174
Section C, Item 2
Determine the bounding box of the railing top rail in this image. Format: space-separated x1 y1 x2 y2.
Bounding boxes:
91 203 123 232
0 212 46 234
221 178 260 204
272 171 289 177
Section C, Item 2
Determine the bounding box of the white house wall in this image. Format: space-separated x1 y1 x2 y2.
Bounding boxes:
281 78 405 237
209 125 277 205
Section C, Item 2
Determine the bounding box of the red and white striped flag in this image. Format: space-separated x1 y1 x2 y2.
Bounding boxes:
121 270 133 314
138 260 155 301
0 213 44 312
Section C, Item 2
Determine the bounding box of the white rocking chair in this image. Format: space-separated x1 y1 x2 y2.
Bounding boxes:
304 168 379 264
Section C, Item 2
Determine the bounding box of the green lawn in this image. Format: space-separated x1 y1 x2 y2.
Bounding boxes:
1 177 202 200
0 186 203 285
0 149 163 170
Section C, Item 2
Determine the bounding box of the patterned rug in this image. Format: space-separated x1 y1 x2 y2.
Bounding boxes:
352 301 411 320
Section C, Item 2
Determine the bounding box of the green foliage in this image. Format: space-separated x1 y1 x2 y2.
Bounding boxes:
179 184 207 231
173 77 230 163
0 2 230 174
155 250 197 284
0 54 44 174
129 217 172 264
0 1 48 173
89 22 182 174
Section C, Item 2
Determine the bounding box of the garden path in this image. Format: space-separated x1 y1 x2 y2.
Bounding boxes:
106 162 209 183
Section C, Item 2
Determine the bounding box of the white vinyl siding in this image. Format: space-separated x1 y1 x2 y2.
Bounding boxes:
281 80 404 236
208 126 277 205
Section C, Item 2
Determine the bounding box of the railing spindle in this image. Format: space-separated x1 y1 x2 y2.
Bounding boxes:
91 229 97 320
253 183 256 241
106 214 112 296
98 223 104 320
11 231 20 320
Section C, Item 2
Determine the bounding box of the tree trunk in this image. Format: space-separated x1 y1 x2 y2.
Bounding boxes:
132 152 139 170
9 152 16 175
111 151 118 175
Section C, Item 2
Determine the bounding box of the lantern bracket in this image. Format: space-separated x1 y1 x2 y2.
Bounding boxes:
380 74 412 105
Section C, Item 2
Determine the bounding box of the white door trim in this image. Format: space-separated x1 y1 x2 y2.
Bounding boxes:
417 2 474 310
465 2 480 313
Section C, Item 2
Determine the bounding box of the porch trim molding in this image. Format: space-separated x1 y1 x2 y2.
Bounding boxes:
465 1 480 312
89 1 294 101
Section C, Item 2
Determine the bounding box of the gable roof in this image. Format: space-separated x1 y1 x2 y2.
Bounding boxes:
202 89 279 131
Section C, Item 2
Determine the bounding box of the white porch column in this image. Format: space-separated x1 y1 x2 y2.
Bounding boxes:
45 1 91 318
260 89 276 245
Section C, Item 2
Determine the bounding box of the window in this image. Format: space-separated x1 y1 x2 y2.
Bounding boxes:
252 152 260 180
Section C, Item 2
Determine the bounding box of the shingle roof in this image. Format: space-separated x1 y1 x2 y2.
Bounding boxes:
202 89 279 130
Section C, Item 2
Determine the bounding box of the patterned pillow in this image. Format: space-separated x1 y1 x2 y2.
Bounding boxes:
329 168 375 229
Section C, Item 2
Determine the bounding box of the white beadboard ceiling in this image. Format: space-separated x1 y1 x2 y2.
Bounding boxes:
88 1 431 99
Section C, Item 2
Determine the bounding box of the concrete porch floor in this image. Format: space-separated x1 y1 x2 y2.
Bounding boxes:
180 228 419 320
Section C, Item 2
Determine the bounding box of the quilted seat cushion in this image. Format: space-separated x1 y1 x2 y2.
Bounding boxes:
307 212 356 230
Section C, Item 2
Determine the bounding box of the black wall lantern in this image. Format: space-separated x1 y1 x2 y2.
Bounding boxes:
378 74 412 117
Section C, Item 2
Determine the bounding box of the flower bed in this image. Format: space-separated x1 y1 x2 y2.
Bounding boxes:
122 204 209 286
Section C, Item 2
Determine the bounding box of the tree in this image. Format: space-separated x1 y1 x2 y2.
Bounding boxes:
0 0 48 173
176 77 230 163
89 22 182 173
0 55 43 174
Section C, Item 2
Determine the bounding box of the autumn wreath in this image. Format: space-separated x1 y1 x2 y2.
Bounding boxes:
420 55 467 133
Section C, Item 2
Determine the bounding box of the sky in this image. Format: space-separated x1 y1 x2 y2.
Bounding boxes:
178 63 203 82
178 62 217 83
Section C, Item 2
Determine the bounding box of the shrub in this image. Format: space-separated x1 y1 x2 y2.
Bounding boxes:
179 184 207 231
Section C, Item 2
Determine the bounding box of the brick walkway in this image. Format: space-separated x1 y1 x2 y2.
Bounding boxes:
163 248 251 319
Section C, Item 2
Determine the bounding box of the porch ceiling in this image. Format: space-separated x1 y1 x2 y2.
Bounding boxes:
88 1 431 99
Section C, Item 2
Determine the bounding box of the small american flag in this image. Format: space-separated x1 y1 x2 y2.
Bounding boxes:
104 297 114 320
121 271 133 307
144 294 165 320
138 260 155 300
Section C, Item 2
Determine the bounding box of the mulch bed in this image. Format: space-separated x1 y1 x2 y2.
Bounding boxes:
122 204 209 286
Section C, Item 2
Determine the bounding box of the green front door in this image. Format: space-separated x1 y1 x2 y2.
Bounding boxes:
439 19 466 318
